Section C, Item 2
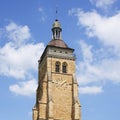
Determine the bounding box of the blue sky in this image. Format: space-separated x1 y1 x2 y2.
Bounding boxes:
0 0 120 120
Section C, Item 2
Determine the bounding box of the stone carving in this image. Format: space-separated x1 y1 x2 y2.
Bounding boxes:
52 77 69 90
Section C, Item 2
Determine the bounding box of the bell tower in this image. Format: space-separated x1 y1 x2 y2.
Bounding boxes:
32 19 81 120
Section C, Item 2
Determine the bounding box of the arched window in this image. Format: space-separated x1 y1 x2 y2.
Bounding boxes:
55 61 60 73
62 62 67 73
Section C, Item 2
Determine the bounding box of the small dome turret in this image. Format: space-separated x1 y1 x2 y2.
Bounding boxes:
52 19 62 30
52 19 62 40
48 19 68 48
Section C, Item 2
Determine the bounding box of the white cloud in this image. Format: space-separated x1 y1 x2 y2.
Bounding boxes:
79 40 93 63
77 41 102 85
38 7 44 12
38 7 47 22
0 42 44 79
77 40 120 88
79 86 103 94
77 58 120 85
0 22 45 80
90 0 116 9
9 79 37 96
69 9 120 95
70 9 120 51
77 41 120 81
6 22 31 46
0 22 45 97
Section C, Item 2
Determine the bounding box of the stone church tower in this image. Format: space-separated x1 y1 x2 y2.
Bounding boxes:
32 19 81 120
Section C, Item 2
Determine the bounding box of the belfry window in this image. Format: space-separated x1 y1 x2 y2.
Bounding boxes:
55 61 60 73
62 62 67 73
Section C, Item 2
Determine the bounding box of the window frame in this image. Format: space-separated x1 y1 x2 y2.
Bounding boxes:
55 61 60 73
62 62 67 73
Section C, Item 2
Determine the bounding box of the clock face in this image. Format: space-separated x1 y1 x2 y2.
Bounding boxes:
52 76 70 90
